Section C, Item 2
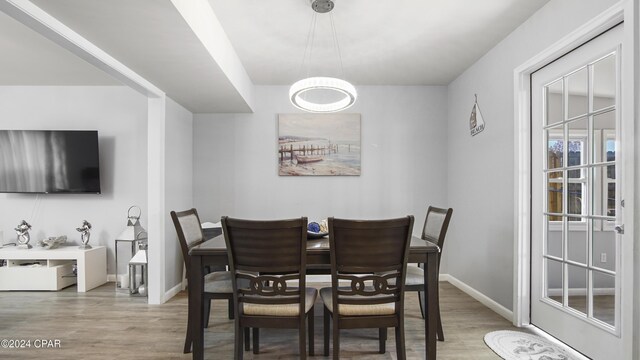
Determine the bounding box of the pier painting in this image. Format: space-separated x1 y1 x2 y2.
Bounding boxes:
278 113 361 176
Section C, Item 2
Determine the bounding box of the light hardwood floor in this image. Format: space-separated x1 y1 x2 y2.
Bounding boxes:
0 281 517 359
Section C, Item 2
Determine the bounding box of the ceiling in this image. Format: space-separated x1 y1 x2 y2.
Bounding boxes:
207 0 550 85
29 0 252 113
1 0 550 112
0 10 117 86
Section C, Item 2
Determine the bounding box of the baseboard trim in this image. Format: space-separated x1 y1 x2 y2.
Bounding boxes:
441 273 514 322
111 274 183 304
164 282 183 303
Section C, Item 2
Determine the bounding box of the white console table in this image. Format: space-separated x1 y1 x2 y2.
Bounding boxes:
0 246 106 292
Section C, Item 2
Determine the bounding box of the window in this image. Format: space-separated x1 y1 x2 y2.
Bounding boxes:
547 130 614 231
547 133 587 227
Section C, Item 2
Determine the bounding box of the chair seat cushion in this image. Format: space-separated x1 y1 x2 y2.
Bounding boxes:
204 271 233 293
242 287 318 316
319 287 395 316
377 265 424 287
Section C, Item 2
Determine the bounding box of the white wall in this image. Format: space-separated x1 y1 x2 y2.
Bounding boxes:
445 0 620 310
193 85 448 237
164 96 193 292
0 86 148 276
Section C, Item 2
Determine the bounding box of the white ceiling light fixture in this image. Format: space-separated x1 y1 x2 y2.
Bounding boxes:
289 0 357 113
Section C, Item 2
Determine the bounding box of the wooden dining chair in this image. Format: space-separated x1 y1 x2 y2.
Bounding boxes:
170 208 234 354
321 216 414 360
221 216 317 360
404 206 453 341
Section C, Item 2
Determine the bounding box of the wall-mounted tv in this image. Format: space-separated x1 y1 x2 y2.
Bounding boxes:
0 130 101 194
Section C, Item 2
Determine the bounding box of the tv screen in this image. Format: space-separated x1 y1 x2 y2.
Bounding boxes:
0 130 101 194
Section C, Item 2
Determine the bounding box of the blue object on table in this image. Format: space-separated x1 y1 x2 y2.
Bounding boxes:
308 222 320 233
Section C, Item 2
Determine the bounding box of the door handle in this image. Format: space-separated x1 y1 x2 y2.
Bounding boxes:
614 225 624 234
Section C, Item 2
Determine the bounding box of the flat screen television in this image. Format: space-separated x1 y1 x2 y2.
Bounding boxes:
0 130 101 194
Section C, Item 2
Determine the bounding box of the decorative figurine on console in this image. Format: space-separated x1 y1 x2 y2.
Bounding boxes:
39 235 67 250
15 220 32 249
76 220 92 249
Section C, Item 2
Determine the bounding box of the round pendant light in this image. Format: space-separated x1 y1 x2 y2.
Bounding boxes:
289 0 357 113
289 77 357 113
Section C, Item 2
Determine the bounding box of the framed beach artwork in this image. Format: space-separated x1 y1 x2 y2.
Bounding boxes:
278 113 361 176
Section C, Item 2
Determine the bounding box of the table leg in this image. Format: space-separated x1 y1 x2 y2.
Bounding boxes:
425 253 438 360
190 255 204 360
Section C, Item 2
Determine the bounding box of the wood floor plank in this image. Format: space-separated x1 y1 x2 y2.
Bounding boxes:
0 282 516 359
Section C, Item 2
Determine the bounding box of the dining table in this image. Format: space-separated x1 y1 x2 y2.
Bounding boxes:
188 234 440 360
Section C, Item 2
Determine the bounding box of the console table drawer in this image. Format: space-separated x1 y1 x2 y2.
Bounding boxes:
0 261 77 291
0 246 106 292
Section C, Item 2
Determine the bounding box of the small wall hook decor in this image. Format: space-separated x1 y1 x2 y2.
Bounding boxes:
470 94 486 136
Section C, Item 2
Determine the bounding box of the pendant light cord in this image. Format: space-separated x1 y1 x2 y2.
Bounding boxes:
299 8 318 80
300 0 345 80
308 12 318 80
329 11 345 79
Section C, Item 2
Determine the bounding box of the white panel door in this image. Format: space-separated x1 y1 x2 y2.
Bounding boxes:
531 25 627 359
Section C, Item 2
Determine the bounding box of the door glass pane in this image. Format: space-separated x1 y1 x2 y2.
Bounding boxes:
606 136 616 199
591 165 608 217
568 264 588 315
546 79 563 125
593 54 616 111
568 67 588 118
547 171 563 216
605 138 616 164
594 111 616 159
567 183 584 218
593 271 615 326
567 118 587 174
605 136 616 218
607 183 616 217
607 164 616 180
568 223 587 264
592 226 616 272
546 215 562 258
547 134 564 169
604 132 616 221
546 258 563 304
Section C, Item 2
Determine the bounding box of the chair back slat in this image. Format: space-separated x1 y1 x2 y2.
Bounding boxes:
329 216 414 308
222 217 307 307
331 218 412 273
225 226 303 270
237 273 300 297
337 273 400 296
421 206 453 249
170 208 206 279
